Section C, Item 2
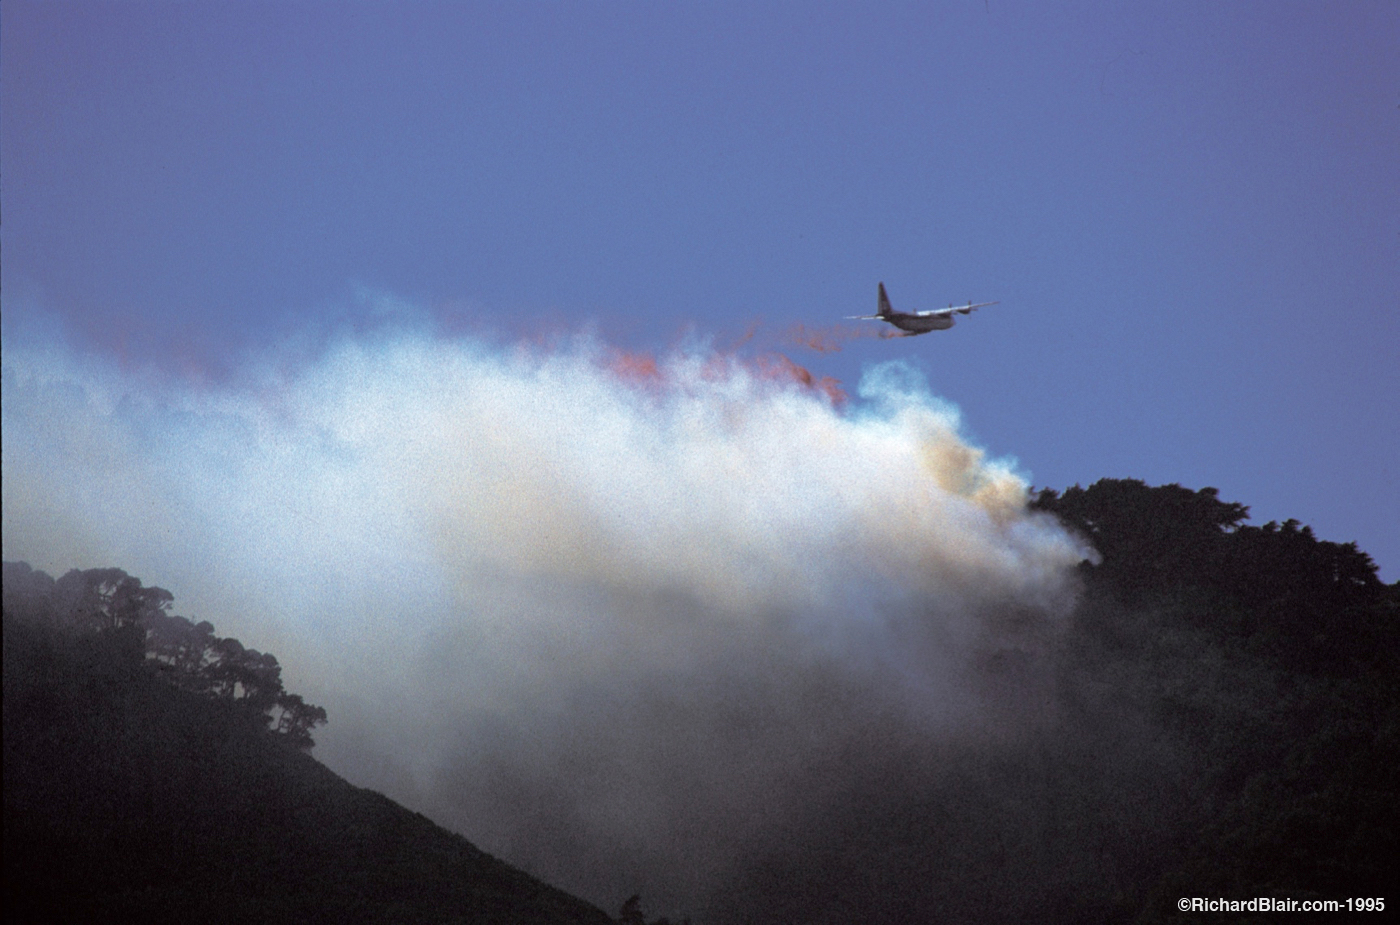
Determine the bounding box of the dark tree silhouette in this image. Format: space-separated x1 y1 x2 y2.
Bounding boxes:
272 693 330 750
616 894 690 925
619 895 646 925
1032 479 1250 597
1034 478 1392 677
3 563 326 748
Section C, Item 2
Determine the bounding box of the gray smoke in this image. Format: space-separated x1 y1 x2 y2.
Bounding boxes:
2 315 1092 916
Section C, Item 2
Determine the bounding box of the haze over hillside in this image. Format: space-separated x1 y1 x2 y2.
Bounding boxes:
6 472 1395 922
3 325 1097 914
3 561 618 925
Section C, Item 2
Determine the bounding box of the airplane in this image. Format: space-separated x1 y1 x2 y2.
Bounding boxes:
847 282 999 336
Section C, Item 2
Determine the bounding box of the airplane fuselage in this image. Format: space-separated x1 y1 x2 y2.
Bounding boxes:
885 312 957 334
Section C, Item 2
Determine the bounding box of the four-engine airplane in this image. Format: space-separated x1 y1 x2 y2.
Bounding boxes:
848 282 998 336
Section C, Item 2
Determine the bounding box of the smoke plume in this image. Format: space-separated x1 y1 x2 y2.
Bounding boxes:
2 312 1090 918
783 320 905 353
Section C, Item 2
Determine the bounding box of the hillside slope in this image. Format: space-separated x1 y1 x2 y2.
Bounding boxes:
2 564 615 925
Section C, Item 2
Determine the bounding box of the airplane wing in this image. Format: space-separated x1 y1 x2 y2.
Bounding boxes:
914 300 999 317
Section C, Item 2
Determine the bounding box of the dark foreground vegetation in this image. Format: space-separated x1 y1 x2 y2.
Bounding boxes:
1033 481 1399 921
4 478 1396 924
2 562 614 925
708 480 1398 924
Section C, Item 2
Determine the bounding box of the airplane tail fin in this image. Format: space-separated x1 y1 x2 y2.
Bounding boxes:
877 282 893 318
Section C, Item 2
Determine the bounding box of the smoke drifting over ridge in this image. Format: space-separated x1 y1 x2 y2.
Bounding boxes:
2 313 1091 917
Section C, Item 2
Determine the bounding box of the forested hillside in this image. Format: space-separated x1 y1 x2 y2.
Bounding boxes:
712 480 1397 923
1032 480 1398 919
2 562 615 925
4 477 1395 924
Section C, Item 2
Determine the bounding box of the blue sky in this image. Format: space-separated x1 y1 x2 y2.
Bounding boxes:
4 0 1397 581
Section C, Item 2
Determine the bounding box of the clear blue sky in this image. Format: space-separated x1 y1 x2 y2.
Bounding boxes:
4 0 1397 577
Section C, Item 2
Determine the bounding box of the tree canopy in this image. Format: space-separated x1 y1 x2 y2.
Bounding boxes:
3 562 327 748
1033 479 1391 677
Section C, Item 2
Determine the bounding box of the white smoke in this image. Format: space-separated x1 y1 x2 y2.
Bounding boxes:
2 315 1090 916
